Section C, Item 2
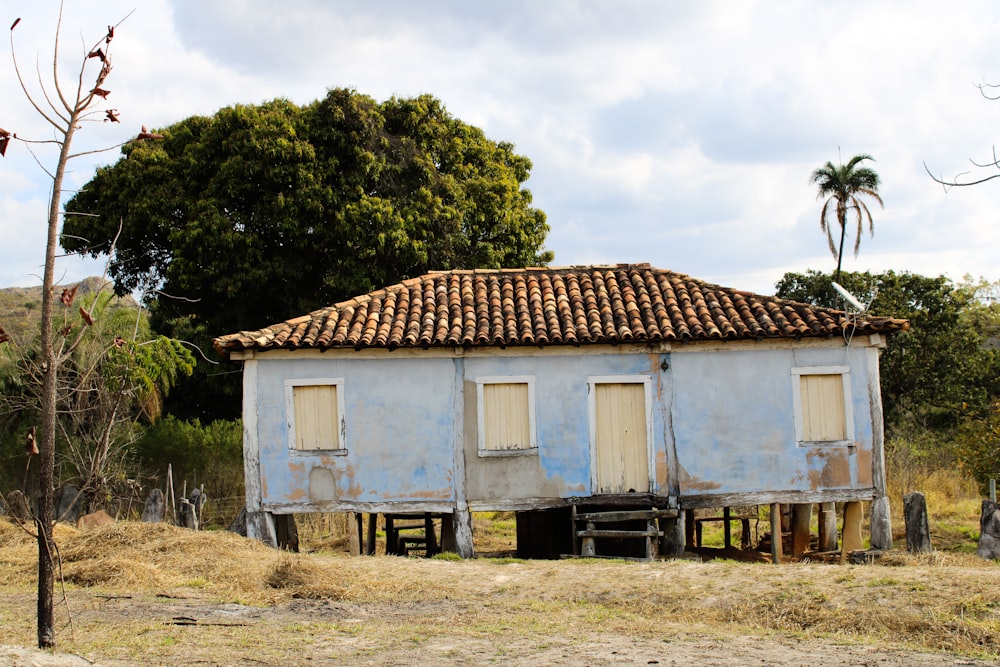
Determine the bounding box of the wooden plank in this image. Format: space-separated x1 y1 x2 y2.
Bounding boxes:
576 529 664 539
574 509 678 522
561 554 657 562
267 500 457 514
680 488 875 510
693 514 758 522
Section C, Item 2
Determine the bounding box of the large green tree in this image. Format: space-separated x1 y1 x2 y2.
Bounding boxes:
810 154 883 282
64 89 551 333
62 89 552 419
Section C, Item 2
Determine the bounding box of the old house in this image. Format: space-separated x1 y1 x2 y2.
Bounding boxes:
214 264 908 560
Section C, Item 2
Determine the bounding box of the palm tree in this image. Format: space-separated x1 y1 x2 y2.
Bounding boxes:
810 154 883 283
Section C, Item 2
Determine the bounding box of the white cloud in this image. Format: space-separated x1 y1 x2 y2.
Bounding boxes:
2 0 999 301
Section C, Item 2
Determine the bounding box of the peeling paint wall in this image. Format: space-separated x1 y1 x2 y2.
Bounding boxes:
254 357 457 508
670 344 876 497
247 339 882 514
461 352 669 505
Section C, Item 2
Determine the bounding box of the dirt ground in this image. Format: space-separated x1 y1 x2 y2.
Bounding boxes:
0 590 997 667
0 600 997 667
1 520 998 666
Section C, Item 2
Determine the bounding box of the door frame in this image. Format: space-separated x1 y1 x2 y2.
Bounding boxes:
587 375 655 494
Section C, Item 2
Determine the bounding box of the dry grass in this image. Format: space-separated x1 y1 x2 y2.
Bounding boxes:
0 514 998 665
886 468 985 551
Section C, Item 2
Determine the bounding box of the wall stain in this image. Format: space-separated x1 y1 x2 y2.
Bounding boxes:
309 467 337 502
284 461 309 501
655 450 669 487
806 447 851 489
340 464 362 499
856 446 873 486
676 464 722 492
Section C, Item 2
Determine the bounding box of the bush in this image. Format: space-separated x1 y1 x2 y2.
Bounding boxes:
135 416 243 500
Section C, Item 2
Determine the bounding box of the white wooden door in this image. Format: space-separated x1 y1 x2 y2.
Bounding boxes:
593 381 650 493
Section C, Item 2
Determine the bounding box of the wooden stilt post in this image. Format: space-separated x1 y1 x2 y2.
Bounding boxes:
581 522 597 557
818 502 837 552
723 506 732 548
791 503 812 557
452 508 475 559
424 513 438 556
440 513 457 553
571 505 580 556
841 501 863 563
684 509 696 548
349 512 361 556
770 503 782 565
366 513 377 556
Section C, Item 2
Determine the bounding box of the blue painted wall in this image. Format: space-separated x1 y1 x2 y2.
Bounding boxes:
254 357 457 506
670 346 873 496
250 342 879 511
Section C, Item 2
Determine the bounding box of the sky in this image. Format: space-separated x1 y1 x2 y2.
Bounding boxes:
2 1 1000 297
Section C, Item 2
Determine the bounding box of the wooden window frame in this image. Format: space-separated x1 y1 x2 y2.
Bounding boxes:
475 375 538 457
284 378 348 455
791 366 854 446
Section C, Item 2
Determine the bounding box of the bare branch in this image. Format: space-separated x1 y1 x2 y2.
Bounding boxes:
151 290 202 304
9 26 64 131
176 339 221 365
926 82 1000 189
924 161 1000 190
18 142 57 179
968 144 1000 170
976 81 1000 100
67 140 128 161
51 0 73 115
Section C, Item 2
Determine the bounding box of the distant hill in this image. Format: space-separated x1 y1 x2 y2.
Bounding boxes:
0 277 137 346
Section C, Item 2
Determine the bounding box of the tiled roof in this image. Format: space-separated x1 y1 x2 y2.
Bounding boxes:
213 264 909 354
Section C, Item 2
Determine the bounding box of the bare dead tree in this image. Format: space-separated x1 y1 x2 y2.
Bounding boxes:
1 4 160 648
925 82 1000 189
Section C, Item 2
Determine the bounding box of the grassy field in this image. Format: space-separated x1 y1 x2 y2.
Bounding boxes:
1 480 998 666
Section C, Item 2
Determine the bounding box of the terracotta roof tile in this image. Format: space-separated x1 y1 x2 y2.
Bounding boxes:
213 264 910 354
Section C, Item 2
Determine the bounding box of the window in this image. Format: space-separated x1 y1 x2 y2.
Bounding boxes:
791 366 853 445
285 379 347 453
476 376 537 456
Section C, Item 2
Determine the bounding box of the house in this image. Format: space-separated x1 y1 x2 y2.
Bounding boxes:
213 264 908 560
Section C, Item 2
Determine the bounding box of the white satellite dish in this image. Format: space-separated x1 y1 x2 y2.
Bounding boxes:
831 281 866 312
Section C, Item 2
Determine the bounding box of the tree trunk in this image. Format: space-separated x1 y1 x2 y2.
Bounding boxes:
36 117 78 649
834 206 847 284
